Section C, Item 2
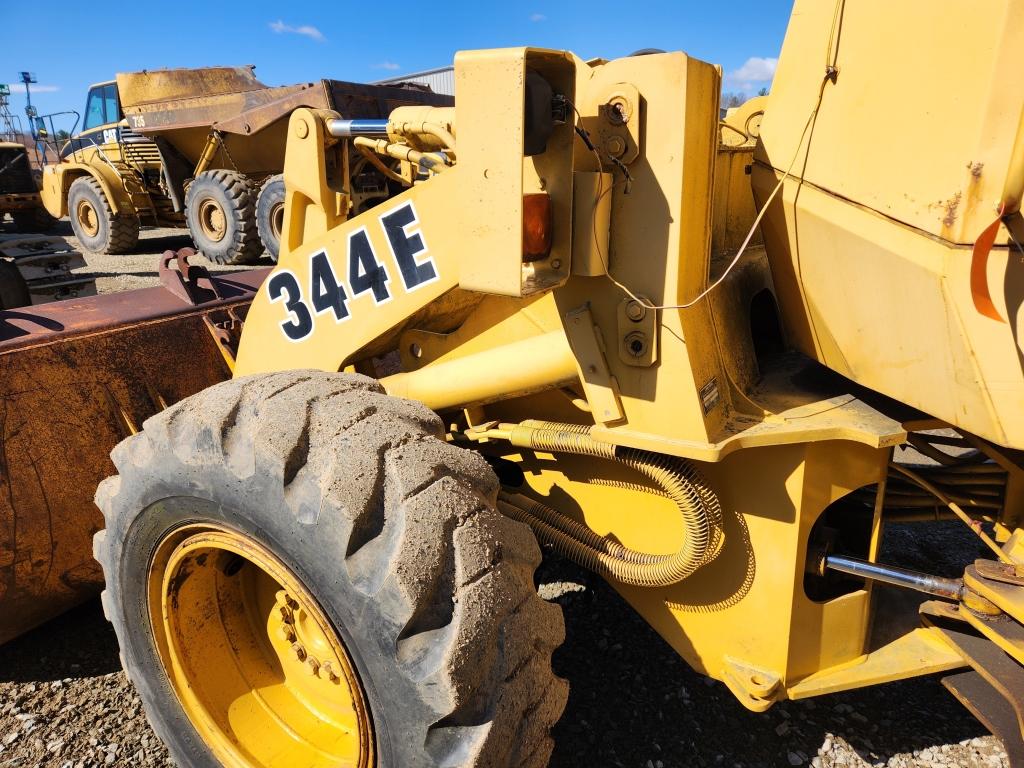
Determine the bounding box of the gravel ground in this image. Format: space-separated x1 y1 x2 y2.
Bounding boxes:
49 221 274 294
0 222 1012 767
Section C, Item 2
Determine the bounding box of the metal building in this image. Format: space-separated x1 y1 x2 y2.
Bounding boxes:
374 66 454 97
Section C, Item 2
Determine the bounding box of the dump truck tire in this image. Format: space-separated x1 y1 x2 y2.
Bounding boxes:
0 260 31 309
185 169 262 265
256 174 285 263
67 176 139 254
11 206 57 233
93 370 567 768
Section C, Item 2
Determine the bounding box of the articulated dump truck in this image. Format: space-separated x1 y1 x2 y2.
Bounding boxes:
3 1 1024 765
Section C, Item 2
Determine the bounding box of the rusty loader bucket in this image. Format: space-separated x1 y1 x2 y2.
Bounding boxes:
0 260 266 644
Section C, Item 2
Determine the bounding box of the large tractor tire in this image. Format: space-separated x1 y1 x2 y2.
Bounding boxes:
67 176 140 254
11 206 57 233
0 260 31 309
255 173 285 263
185 169 262 265
93 370 567 768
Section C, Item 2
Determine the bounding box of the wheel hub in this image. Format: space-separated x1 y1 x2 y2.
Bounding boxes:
149 524 374 768
197 198 228 243
270 200 284 241
76 199 99 238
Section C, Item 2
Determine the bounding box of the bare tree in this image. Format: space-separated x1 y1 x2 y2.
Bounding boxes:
721 92 747 108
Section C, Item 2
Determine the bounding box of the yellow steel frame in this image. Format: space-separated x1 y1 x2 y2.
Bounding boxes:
230 39 1024 713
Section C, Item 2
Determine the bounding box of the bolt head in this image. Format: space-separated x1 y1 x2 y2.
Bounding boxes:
606 135 626 157
306 657 320 676
319 661 340 682
291 643 307 662
625 300 645 322
278 625 296 643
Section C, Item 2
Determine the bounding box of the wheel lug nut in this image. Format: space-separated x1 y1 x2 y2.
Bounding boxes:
278 625 296 643
291 643 306 662
306 657 320 676
319 661 339 683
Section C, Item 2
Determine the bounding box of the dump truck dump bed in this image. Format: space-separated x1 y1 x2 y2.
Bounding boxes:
115 66 452 177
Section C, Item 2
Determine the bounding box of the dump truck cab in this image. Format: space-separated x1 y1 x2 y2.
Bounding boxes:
74 80 121 153
39 77 174 256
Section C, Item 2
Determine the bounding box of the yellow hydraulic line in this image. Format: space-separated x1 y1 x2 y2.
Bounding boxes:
380 331 578 411
391 121 457 156
353 136 448 173
354 143 405 185
420 122 457 154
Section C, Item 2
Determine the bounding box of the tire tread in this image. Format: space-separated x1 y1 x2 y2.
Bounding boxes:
94 371 566 767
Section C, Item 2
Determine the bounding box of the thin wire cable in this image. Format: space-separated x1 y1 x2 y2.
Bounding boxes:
569 0 846 313
575 74 829 312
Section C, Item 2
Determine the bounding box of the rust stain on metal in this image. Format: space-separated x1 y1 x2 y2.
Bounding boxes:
941 191 962 228
0 267 266 645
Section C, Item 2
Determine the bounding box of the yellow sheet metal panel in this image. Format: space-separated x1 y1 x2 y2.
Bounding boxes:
758 0 1024 244
552 51 728 449
454 48 575 296
755 0 1024 450
755 164 1024 448
786 627 966 699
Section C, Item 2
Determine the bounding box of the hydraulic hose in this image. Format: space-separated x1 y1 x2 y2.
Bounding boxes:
497 420 716 587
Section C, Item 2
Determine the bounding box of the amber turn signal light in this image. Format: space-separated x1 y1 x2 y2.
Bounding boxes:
522 192 553 262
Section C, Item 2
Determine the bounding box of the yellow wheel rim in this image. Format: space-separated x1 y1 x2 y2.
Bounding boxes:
148 524 374 768
198 198 227 242
76 198 99 238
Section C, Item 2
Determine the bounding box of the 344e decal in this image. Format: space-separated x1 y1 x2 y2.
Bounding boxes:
267 202 438 342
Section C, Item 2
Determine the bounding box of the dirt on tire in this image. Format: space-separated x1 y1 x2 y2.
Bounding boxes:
93 370 567 767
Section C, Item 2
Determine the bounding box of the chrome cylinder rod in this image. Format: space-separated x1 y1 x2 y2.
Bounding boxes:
327 119 389 138
824 555 964 600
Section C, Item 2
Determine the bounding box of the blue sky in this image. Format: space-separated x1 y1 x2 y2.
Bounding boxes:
1 1 792 128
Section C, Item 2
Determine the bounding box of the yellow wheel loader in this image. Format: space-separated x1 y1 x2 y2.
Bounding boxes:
4 1 1024 765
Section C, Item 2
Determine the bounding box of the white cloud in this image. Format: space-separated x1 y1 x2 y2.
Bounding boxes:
725 56 777 85
5 84 59 94
373 61 401 71
530 12 546 21
268 20 325 42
